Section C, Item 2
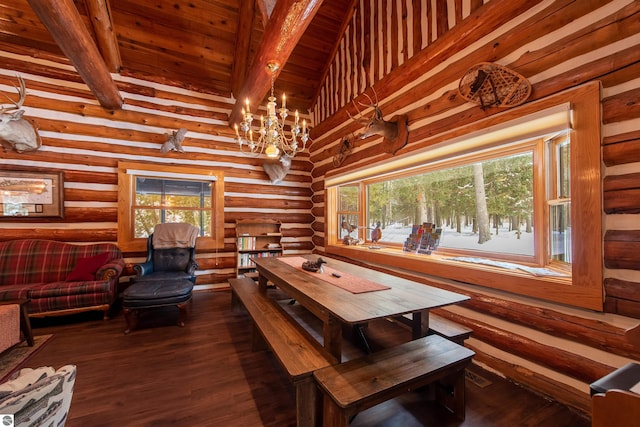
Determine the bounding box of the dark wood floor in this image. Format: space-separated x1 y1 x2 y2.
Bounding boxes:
25 289 590 427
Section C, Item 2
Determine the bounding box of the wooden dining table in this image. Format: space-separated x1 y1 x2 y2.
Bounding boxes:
252 255 469 361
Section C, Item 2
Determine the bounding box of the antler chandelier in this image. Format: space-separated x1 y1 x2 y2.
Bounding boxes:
234 61 309 158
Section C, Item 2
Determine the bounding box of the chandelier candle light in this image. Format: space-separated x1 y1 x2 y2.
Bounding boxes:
235 62 309 158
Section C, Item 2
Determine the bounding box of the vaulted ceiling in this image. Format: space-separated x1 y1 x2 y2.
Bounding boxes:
0 0 355 116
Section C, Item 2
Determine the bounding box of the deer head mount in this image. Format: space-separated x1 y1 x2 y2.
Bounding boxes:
349 88 408 155
262 154 292 184
0 76 42 153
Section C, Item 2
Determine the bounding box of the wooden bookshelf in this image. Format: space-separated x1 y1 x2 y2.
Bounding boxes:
235 220 283 279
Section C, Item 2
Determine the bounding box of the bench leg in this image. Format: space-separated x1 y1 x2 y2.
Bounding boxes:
231 289 243 312
322 394 351 427
251 323 268 351
435 368 467 420
295 378 318 427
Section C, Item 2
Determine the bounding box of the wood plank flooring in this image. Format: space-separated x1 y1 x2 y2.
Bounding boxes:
24 290 590 427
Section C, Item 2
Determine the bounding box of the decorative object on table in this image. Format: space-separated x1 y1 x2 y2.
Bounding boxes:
160 128 187 153
234 61 309 159
348 87 408 155
458 62 531 110
0 170 64 218
262 153 291 184
301 257 326 273
403 223 442 254
0 75 42 153
371 221 382 242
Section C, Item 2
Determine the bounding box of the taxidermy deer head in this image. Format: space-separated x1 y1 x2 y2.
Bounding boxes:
0 76 42 153
349 88 408 155
161 128 187 153
262 154 291 184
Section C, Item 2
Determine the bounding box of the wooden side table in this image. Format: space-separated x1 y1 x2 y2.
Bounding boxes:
0 299 34 346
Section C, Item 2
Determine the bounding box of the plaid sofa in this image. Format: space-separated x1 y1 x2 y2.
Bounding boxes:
0 240 124 319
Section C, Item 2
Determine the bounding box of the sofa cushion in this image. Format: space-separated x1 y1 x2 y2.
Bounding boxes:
65 252 111 281
0 240 122 285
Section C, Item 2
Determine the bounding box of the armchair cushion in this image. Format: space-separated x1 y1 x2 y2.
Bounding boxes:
65 252 111 281
152 248 193 272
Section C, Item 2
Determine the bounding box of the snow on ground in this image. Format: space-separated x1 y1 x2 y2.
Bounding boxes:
378 224 534 256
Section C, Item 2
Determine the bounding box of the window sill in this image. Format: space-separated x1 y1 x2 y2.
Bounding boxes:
326 243 601 310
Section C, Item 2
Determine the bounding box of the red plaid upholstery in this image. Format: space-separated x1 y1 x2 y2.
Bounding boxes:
0 240 124 316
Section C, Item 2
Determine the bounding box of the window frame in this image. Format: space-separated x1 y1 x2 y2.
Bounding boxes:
118 161 225 253
325 82 602 311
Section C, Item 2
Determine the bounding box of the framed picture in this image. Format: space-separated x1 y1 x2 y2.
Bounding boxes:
0 170 64 218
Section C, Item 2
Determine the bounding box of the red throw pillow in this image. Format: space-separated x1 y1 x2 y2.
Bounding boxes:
66 252 111 281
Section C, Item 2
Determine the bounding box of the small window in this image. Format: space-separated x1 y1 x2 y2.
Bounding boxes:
118 162 224 252
134 177 212 238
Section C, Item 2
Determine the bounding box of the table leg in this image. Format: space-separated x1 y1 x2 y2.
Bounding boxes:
411 310 430 340
19 302 34 346
324 316 343 362
258 274 269 292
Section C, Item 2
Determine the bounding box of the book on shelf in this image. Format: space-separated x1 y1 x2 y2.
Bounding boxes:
237 236 257 251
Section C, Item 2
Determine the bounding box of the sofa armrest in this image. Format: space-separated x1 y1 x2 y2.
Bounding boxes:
133 261 154 278
96 258 125 282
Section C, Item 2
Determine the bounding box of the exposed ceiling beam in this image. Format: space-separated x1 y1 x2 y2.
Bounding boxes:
27 0 123 110
232 0 256 98
229 0 324 127
83 0 122 73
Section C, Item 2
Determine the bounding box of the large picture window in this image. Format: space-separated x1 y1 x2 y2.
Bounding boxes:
118 162 224 252
325 83 602 310
364 146 538 260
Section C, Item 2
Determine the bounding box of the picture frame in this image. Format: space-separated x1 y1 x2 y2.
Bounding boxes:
0 170 64 218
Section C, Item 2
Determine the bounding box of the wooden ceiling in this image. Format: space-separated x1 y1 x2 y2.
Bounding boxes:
0 0 356 115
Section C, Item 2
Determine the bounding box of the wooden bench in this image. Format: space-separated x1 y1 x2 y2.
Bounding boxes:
229 277 337 427
395 312 472 344
313 334 475 427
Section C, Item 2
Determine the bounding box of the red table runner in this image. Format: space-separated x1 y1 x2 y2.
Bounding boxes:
277 257 390 294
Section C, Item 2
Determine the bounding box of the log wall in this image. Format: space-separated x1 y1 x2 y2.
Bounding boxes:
308 0 640 415
0 45 314 288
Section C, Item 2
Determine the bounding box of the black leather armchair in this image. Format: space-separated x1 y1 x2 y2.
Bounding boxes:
133 233 198 284
123 223 200 333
